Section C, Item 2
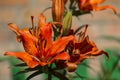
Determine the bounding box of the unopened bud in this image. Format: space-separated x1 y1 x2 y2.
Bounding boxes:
62 10 72 36
52 0 64 22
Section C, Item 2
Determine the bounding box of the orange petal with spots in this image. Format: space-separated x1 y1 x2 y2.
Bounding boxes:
50 35 75 56
49 52 70 64
4 52 39 68
8 23 38 56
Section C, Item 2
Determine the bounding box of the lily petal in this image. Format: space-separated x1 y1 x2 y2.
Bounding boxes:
89 0 105 4
86 50 109 59
4 52 39 68
75 36 95 54
8 23 20 35
19 32 38 56
8 23 38 56
49 52 70 64
50 35 75 56
78 0 117 13
94 5 117 14
38 13 46 28
37 14 53 52
41 23 53 50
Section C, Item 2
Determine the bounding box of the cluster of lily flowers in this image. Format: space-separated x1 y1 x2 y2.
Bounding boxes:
4 0 117 80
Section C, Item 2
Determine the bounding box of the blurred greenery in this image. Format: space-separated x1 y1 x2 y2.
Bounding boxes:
69 49 120 80
85 34 120 80
0 57 26 80
9 57 26 80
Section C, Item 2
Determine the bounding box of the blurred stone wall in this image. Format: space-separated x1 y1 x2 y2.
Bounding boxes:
0 0 120 80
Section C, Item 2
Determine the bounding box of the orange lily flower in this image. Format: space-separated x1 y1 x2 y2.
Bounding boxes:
78 0 117 13
5 14 75 68
66 25 109 72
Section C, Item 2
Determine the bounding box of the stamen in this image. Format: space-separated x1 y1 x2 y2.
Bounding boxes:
31 16 35 29
81 25 88 40
31 55 40 62
78 25 88 42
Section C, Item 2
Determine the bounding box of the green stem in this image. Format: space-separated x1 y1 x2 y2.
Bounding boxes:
48 73 52 80
47 64 68 80
48 64 52 80
51 70 68 80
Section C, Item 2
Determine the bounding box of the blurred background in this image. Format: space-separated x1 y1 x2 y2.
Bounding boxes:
0 0 120 80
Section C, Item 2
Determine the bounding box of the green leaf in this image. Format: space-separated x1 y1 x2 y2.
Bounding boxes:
25 67 39 71
100 61 108 76
26 70 43 80
9 58 26 80
79 62 96 73
111 57 120 73
75 72 86 79
63 10 72 36
14 63 27 67
25 65 42 71
15 66 41 75
51 70 68 80
15 70 31 76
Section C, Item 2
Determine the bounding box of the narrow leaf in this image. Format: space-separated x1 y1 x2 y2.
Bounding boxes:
25 67 38 71
111 57 120 73
25 65 42 71
15 63 27 67
15 70 31 75
100 61 108 75
75 72 86 79
26 70 43 80
15 66 41 75
79 63 96 73
51 70 68 80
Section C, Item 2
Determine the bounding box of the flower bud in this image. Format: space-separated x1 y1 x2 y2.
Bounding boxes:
52 0 64 22
62 10 72 36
